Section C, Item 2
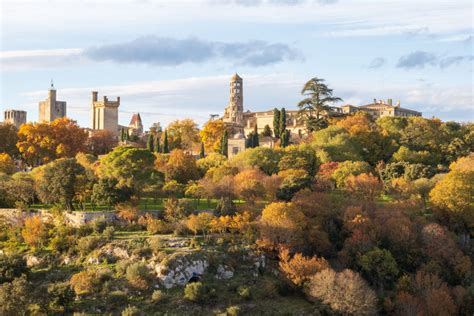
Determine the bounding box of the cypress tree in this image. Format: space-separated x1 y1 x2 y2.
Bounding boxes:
245 134 252 148
273 108 281 138
120 128 125 142
253 124 259 147
125 129 130 141
279 107 287 137
163 130 169 153
199 142 205 159
153 134 161 153
146 133 154 151
220 130 228 157
281 130 290 148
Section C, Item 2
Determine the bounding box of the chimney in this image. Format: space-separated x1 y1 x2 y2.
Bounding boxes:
92 91 98 102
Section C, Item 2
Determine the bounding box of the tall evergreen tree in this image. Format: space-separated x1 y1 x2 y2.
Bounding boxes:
273 108 281 138
281 129 290 148
120 128 126 142
279 107 287 137
253 124 259 147
220 130 228 157
163 130 169 153
153 134 161 153
199 142 205 159
262 124 273 137
146 133 154 151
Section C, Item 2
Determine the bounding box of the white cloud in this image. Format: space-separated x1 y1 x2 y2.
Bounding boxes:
0 48 85 70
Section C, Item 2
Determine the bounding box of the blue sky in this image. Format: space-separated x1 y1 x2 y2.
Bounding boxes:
1 0 472 129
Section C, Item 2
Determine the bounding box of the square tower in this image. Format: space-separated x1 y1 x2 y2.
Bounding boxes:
38 84 67 122
4 109 27 129
90 91 120 134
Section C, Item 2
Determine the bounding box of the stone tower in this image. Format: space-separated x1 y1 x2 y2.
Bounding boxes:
4 109 27 129
38 82 67 122
223 73 244 126
90 91 120 134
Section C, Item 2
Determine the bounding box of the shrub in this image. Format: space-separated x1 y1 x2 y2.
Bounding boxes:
121 305 141 316
103 226 115 240
147 218 173 235
0 254 28 283
149 236 166 253
0 276 30 315
107 290 129 306
226 305 241 316
21 215 49 248
47 281 75 312
305 268 377 315
151 289 166 303
70 270 99 295
77 236 104 256
115 260 132 276
184 282 213 303
91 216 108 233
237 286 252 300
126 262 151 290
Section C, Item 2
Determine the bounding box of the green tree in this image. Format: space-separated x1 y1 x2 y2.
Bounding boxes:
273 108 281 138
280 130 290 148
253 125 259 147
279 107 287 137
98 146 156 196
261 124 273 137
332 161 371 188
358 247 399 290
36 158 85 210
91 178 131 209
220 130 228 157
298 77 342 132
146 133 154 151
163 130 169 153
0 123 19 157
153 134 161 153
0 276 30 315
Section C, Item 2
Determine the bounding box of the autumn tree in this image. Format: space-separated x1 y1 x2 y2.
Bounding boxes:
310 126 362 163
36 158 86 210
345 173 383 202
258 202 306 250
0 123 19 157
22 215 49 248
0 153 15 174
332 160 371 188
86 129 117 156
166 119 200 151
358 247 399 290
234 168 266 202
163 149 199 184
186 212 215 237
17 118 88 165
200 119 226 152
279 248 329 288
305 268 377 315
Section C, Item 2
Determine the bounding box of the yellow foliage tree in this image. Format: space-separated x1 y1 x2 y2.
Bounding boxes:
0 153 15 174
279 248 329 288
21 215 48 248
200 120 226 152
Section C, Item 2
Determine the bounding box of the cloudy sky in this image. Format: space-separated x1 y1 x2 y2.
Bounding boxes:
1 0 472 129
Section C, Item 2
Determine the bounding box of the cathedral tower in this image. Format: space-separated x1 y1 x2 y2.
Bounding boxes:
223 73 244 126
38 82 67 122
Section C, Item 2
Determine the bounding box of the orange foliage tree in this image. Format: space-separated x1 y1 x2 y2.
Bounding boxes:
200 119 226 152
279 248 329 288
21 215 49 248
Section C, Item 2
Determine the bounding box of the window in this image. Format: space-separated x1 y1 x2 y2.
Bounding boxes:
232 147 240 155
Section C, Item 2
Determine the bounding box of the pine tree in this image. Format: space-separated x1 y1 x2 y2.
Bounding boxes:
199 142 205 159
153 134 161 153
279 108 287 137
163 130 169 153
220 130 228 157
273 108 281 138
146 133 154 151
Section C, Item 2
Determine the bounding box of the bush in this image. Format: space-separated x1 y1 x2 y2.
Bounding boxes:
0 276 30 315
126 262 151 290
151 289 166 303
184 282 213 303
91 216 108 233
121 305 141 316
226 305 241 316
115 260 132 276
237 286 252 300
107 290 129 306
148 236 166 253
0 254 28 283
47 281 74 312
77 236 104 256
146 218 173 235
103 226 115 240
70 270 99 295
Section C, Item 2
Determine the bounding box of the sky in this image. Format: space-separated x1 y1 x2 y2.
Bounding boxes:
0 0 473 129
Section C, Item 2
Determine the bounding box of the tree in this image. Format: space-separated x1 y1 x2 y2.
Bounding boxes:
36 158 86 210
166 119 200 151
146 133 154 151
279 248 329 288
126 262 151 290
273 108 281 138
0 276 30 315
98 146 156 196
4 173 36 207
162 130 169 153
279 146 318 176
199 142 205 159
279 107 287 137
186 212 215 237
231 147 283 175
0 153 15 174
0 123 19 157
253 124 259 147
298 77 342 132
86 130 117 156
310 126 362 163
200 120 226 152
430 154 474 229
258 202 306 250
17 118 88 166
392 146 433 165
0 254 28 283
22 215 49 248
345 173 383 202
261 124 273 137
331 161 371 188
164 149 199 184
358 247 399 290
280 130 290 148
153 134 161 153
91 178 131 209
220 130 228 157
234 169 266 202
305 269 377 315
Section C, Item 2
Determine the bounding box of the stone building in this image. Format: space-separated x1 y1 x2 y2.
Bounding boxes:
38 83 66 122
341 99 422 118
90 91 120 134
128 113 144 136
4 109 26 129
222 74 306 139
